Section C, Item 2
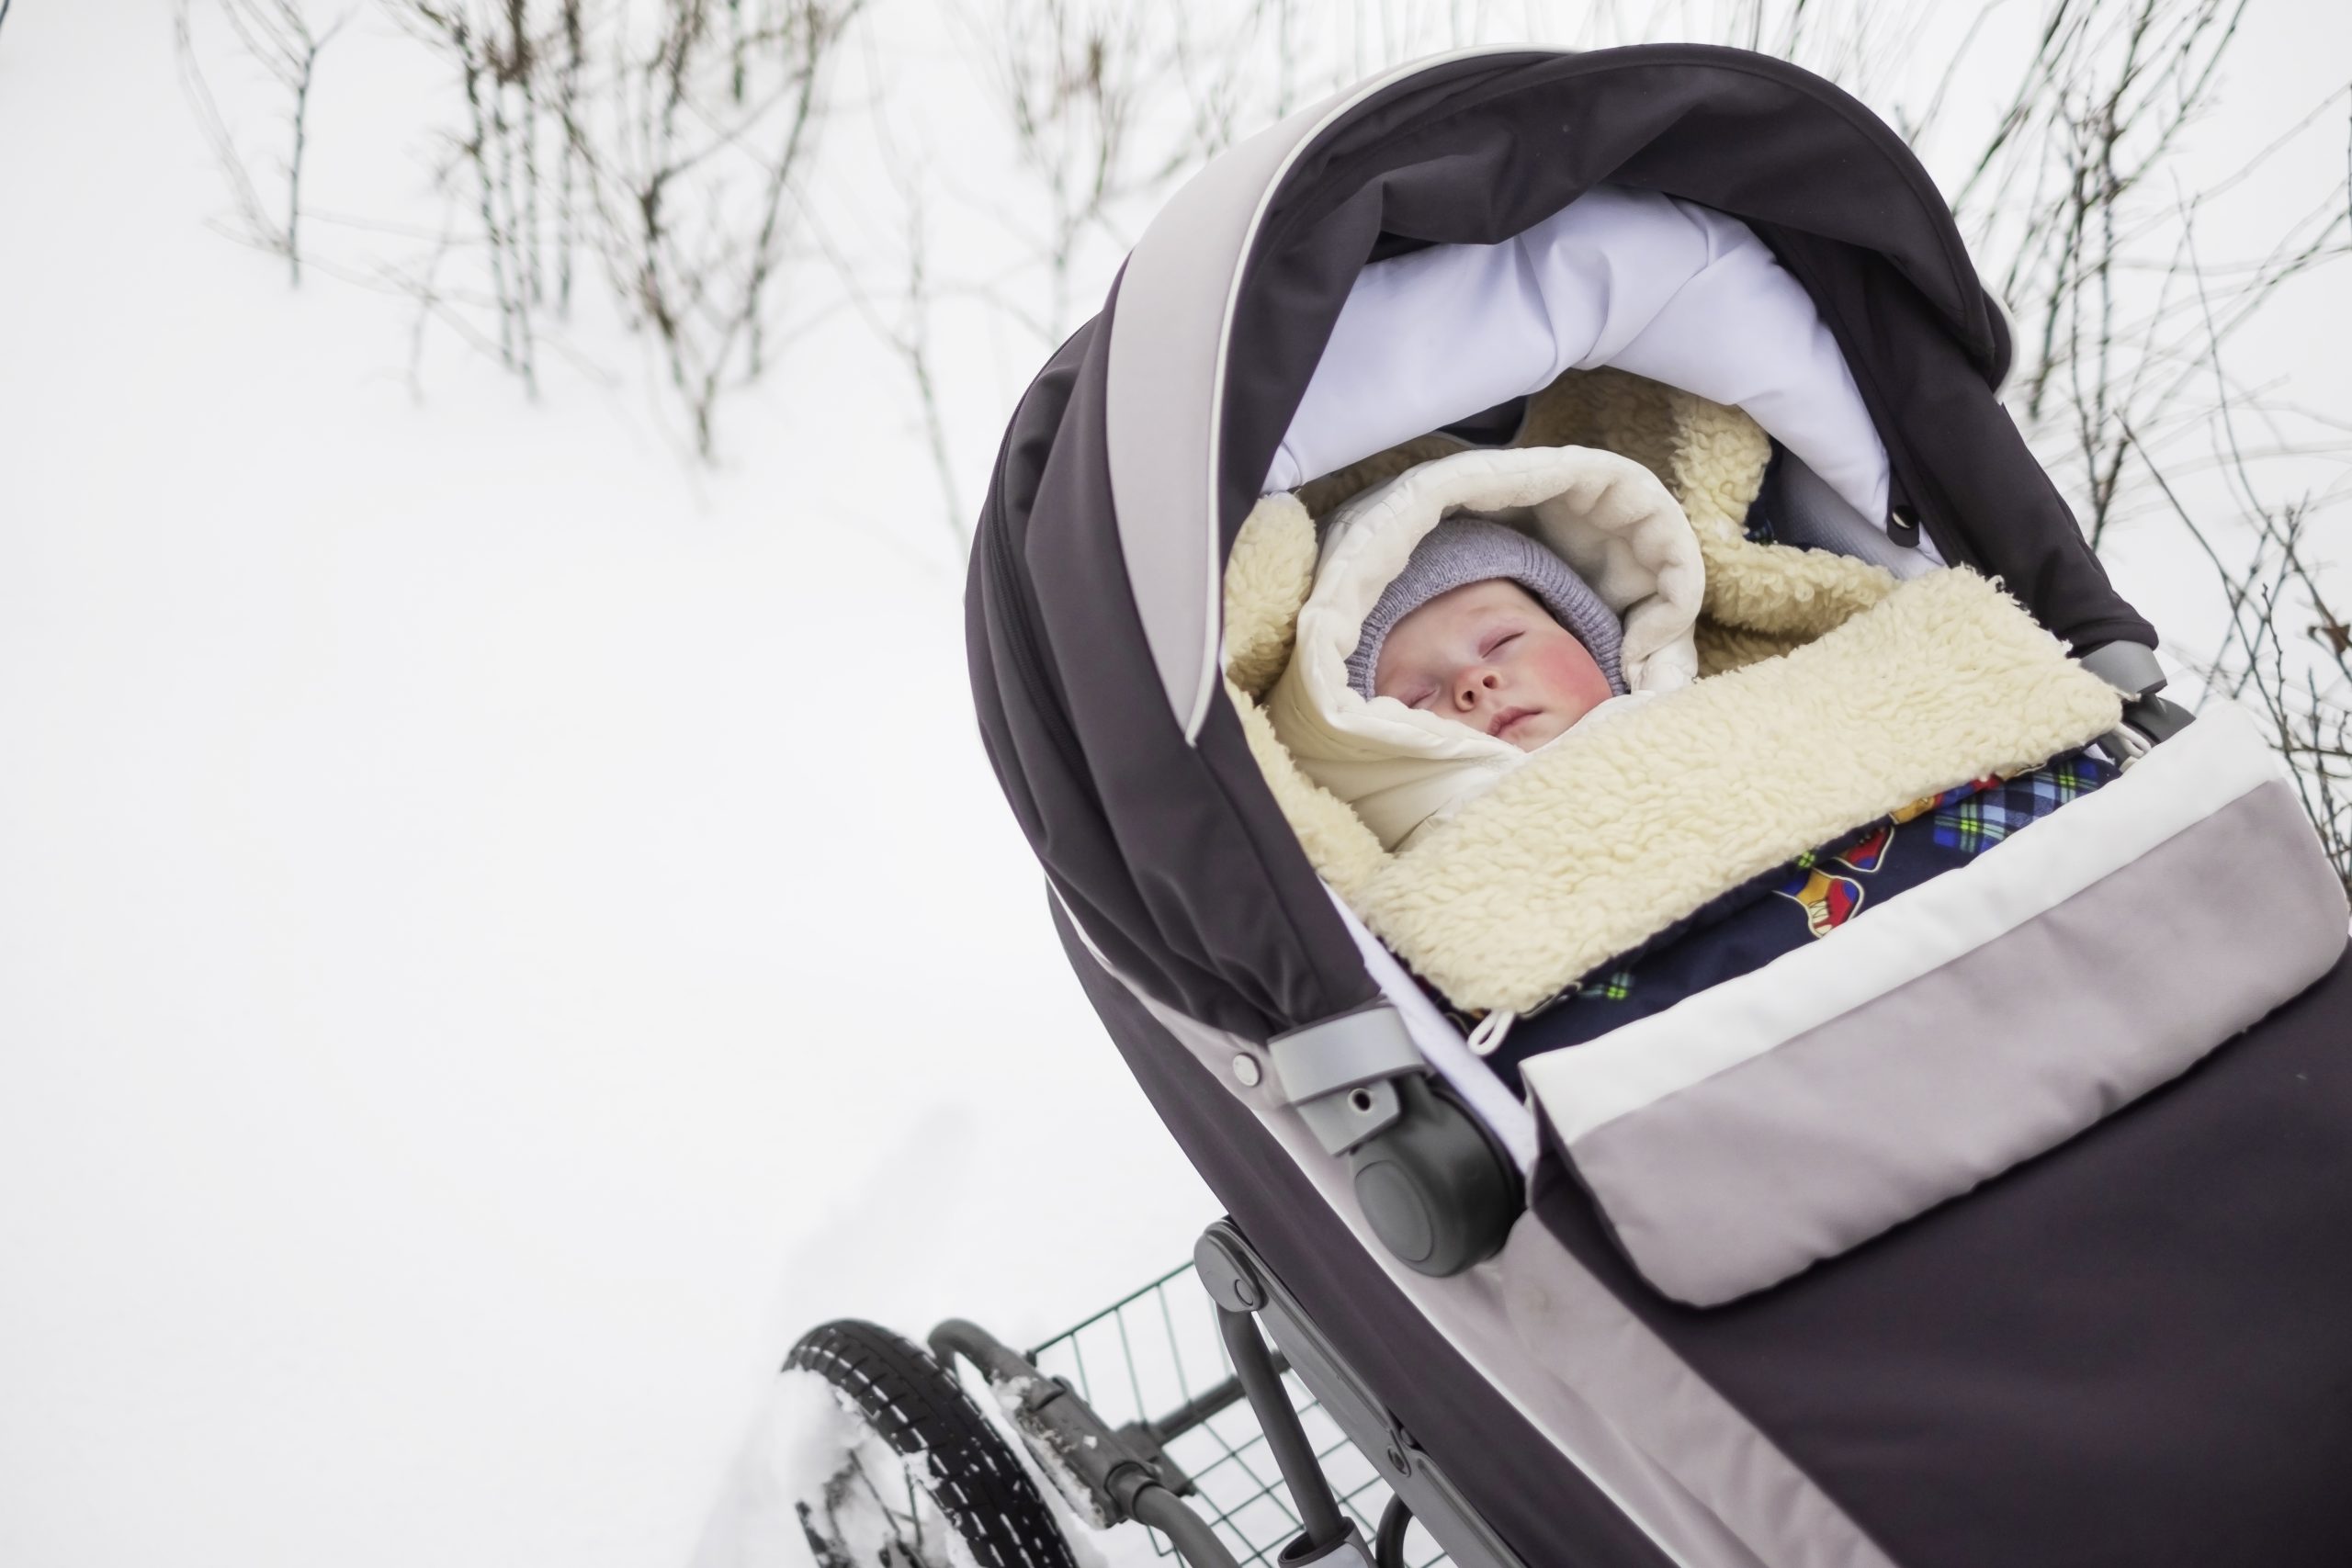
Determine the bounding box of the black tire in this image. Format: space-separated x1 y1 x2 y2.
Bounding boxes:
784 1319 1080 1568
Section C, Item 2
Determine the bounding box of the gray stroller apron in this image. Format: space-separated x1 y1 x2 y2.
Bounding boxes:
1532 943 2352 1567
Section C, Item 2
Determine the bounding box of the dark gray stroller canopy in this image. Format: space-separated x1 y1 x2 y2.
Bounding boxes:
969 43 2352 1568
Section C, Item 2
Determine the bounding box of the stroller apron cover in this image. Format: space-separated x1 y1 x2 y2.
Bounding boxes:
967 43 2352 1568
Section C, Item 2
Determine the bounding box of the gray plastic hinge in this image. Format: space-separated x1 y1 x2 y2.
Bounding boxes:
2078 641 2168 699
1296 1082 1402 1157
1269 1004 1423 1156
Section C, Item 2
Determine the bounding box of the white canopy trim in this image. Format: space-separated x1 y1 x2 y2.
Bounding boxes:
1105 46 1559 746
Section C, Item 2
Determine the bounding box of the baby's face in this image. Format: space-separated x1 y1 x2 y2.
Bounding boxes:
1374 579 1613 750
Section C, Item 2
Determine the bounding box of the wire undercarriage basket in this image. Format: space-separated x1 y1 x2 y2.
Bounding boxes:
1022 1259 1447 1568
789 1219 1511 1568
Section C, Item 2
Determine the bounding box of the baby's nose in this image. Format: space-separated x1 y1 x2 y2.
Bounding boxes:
1455 667 1501 706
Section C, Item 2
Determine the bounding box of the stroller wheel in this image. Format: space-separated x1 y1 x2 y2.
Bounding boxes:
783 1319 1080 1568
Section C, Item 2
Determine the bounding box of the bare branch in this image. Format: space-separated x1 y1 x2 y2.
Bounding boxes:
366 0 860 453
175 0 345 284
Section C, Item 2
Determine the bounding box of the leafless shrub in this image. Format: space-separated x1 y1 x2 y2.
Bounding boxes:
390 3 563 389
586 0 865 455
1946 1 2348 542
820 166 966 543
2146 470 2352 883
164 0 2352 838
162 0 865 453
825 1 1275 542
175 0 350 285
2121 261 2352 890
1928 1 2352 884
956 0 1270 341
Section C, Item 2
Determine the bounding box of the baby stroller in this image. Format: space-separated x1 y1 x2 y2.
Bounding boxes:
790 41 2352 1568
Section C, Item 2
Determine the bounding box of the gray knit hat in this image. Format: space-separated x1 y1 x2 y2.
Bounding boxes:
1346 517 1626 700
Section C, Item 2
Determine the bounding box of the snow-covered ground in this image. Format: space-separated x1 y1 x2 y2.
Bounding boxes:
0 11 1215 1568
3 4 2344 1568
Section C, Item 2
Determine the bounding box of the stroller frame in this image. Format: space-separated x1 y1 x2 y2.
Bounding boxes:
929 1219 1524 1568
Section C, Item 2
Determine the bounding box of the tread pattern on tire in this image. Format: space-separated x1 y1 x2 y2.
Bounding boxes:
785 1319 1080 1568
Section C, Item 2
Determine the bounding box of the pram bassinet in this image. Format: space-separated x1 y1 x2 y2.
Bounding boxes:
967 42 2352 1568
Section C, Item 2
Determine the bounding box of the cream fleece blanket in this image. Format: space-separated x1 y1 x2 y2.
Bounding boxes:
1227 370 2124 1013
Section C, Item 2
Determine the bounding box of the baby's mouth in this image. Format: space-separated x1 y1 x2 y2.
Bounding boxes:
1487 705 1540 739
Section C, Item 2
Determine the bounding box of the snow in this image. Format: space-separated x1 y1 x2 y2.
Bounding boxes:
702 1366 1164 1568
999 1397 1119 1534
728 1369 990 1568
0 9 1213 1568
701 1371 871 1568
3 3 2346 1568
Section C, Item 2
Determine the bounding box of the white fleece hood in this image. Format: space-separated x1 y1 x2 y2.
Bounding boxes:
1267 445 1705 849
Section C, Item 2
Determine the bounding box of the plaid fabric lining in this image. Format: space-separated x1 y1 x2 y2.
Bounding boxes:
1929 754 2116 852
1742 446 1783 544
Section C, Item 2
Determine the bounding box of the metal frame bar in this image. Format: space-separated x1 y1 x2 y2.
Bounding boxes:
1217 1303 1352 1551
1193 1220 1528 1568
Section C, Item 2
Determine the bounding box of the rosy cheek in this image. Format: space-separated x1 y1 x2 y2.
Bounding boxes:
1527 635 1611 717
